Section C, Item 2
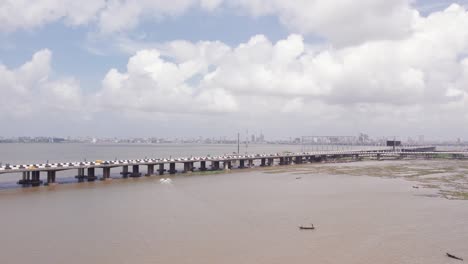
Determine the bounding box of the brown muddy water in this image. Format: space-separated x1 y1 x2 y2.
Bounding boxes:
0 160 467 264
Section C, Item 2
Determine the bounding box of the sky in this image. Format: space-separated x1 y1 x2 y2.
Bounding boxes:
1 0 468 140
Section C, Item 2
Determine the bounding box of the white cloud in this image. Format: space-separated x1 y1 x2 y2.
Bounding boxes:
0 0 106 32
230 0 417 45
95 49 237 114
94 4 468 131
0 0 462 50
0 0 221 34
0 49 85 118
2 3 468 137
0 0 421 46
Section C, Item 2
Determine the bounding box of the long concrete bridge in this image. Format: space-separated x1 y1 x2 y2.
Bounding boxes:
1 146 467 187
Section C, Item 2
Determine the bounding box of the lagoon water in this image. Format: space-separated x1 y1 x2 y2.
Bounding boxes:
0 144 467 264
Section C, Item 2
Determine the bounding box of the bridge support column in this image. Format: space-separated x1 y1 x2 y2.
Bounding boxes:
260 158 266 167
158 164 165 175
121 165 129 178
18 171 38 187
183 162 191 173
75 168 86 182
21 171 27 182
223 161 231 170
199 161 207 171
267 158 274 166
294 156 303 164
211 161 220 170
31 171 42 186
248 159 254 167
238 159 245 169
279 157 285 165
131 165 141 177
169 163 177 174
102 167 111 180
377 153 381 160
87 168 96 181
146 164 154 176
46 171 56 185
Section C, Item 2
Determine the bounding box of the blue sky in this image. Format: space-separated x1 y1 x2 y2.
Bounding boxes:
0 7 293 93
1 0 450 88
1 0 468 139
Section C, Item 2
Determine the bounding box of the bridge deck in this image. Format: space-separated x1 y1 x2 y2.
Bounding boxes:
0 146 466 175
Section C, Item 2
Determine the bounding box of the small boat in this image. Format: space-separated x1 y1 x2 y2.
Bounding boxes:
299 224 315 230
446 253 463 261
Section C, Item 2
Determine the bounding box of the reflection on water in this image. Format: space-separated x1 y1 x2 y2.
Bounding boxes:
0 161 467 264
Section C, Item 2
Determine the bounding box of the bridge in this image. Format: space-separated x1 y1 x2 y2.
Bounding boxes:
1 146 467 187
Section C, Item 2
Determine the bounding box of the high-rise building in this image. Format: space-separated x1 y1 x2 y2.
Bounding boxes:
418 135 424 144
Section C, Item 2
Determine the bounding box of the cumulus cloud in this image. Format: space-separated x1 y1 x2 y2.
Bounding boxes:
94 4 468 129
1 0 461 49
0 49 84 118
0 0 419 46
229 0 417 45
0 0 106 32
0 0 221 34
96 49 237 114
3 3 468 137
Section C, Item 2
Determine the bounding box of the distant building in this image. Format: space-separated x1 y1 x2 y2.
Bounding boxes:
258 132 265 143
386 140 401 147
418 135 424 145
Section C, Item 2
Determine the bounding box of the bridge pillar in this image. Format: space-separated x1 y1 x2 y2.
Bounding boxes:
199 161 207 171
260 158 266 167
248 159 254 167
120 165 129 178
183 162 191 173
279 157 285 165
223 161 231 170
46 171 56 185
267 158 274 166
21 171 27 182
169 163 177 174
18 171 31 186
294 156 302 164
102 167 111 180
377 153 381 160
211 161 220 170
146 164 154 176
131 165 141 177
75 168 86 182
31 171 42 186
238 159 245 169
87 168 96 181
158 164 165 175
